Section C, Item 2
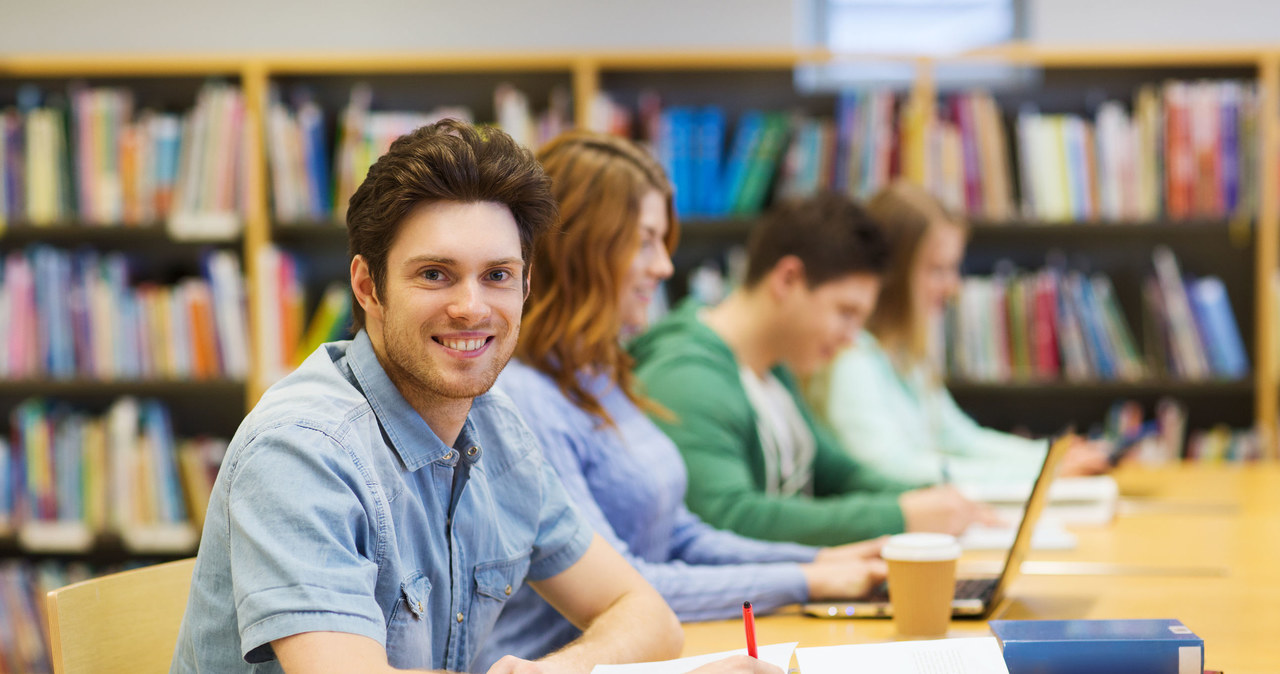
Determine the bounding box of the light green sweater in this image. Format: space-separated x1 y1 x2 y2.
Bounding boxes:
629 300 906 546
814 331 1047 489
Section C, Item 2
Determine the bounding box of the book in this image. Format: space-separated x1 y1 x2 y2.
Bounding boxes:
990 619 1203 674
796 638 1009 674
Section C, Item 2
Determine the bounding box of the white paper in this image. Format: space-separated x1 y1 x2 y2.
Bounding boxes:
959 476 1119 526
959 519 1077 551
795 637 1009 674
592 642 797 674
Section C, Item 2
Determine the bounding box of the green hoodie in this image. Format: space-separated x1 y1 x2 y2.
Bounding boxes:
630 299 907 546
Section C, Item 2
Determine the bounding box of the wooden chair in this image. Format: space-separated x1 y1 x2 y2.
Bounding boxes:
45 557 197 674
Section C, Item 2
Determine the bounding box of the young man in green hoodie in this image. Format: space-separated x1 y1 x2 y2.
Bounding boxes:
630 192 993 546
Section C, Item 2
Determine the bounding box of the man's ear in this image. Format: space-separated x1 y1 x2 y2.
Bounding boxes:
351 255 382 324
766 255 807 300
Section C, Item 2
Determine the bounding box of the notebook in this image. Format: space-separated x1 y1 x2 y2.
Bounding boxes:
803 434 1073 619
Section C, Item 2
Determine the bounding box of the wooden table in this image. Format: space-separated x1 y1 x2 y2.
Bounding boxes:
680 464 1280 674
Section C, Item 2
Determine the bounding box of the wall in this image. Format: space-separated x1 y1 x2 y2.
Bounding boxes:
0 0 796 54
4 1 1280 56
1027 0 1280 45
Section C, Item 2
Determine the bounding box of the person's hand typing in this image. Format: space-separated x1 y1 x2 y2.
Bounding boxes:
813 536 887 564
800 556 888 600
1059 439 1113 476
899 485 1000 535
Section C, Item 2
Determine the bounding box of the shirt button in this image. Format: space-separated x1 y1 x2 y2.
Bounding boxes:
456 612 465 623
504 584 512 596
416 601 424 613
443 451 454 461
467 445 480 457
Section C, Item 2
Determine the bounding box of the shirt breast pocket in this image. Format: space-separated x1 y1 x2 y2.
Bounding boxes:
470 554 531 632
386 572 433 670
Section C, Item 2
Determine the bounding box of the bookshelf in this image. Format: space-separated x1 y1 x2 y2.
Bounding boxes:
0 45 1276 547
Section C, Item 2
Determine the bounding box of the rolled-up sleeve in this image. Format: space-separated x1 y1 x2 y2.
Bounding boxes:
527 456 594 581
226 426 384 663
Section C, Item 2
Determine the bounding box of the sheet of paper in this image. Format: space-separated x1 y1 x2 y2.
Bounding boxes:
795 637 1009 674
592 642 797 674
959 519 1077 551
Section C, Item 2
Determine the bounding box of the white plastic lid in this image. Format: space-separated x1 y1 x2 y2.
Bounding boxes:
881 533 962 562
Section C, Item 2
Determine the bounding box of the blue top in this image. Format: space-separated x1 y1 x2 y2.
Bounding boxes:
475 359 817 670
814 331 1047 489
171 331 594 673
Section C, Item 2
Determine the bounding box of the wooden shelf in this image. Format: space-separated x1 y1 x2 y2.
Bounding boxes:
272 221 348 248
967 219 1255 248
0 532 195 564
0 223 242 247
0 378 246 397
947 378 1254 396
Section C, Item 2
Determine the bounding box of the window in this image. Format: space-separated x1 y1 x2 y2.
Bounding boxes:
797 0 1031 91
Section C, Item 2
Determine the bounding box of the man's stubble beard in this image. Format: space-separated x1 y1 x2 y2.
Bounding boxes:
381 318 520 404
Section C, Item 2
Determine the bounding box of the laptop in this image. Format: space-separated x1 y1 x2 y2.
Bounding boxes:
803 434 1074 620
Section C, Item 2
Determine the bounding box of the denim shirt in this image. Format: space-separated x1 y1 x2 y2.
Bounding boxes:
171 331 593 673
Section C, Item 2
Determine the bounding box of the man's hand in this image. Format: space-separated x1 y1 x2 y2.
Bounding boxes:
899 485 1000 535
1059 439 1112 476
531 536 682 674
688 655 785 674
813 536 887 564
487 655 556 674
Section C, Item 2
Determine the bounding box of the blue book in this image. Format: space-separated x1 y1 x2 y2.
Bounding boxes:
1188 276 1249 378
298 101 331 218
719 111 765 216
1220 84 1240 214
692 107 725 217
990 619 1204 674
666 107 696 218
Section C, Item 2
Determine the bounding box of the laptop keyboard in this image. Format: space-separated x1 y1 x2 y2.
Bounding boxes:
864 577 996 602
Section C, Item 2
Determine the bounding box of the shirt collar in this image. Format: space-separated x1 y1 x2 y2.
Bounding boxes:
346 329 479 471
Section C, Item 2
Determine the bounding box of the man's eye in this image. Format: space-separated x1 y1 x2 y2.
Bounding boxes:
489 270 511 282
422 269 444 281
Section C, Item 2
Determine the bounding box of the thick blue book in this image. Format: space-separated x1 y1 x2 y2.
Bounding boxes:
989 619 1204 674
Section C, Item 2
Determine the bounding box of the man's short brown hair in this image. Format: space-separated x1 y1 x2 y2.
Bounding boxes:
345 119 558 330
742 191 890 288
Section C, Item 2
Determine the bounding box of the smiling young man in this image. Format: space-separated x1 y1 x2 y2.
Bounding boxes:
630 192 993 547
170 120 685 674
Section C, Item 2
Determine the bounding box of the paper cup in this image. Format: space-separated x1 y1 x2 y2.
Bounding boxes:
882 533 961 637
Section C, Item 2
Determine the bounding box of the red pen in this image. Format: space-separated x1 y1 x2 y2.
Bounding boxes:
742 601 758 658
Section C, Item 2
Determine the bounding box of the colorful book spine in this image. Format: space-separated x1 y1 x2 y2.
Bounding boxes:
0 245 249 381
946 266 1145 383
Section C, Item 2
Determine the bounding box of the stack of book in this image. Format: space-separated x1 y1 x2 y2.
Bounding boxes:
3 396 227 554
68 86 185 228
1015 79 1256 222
254 247 353 385
1145 246 1248 380
167 82 246 240
0 246 249 381
0 87 73 228
315 83 569 223
606 89 904 219
0 82 246 237
926 92 1015 221
945 265 1145 382
0 561 60 674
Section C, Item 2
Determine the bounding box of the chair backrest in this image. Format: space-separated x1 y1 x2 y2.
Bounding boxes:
45 557 197 674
